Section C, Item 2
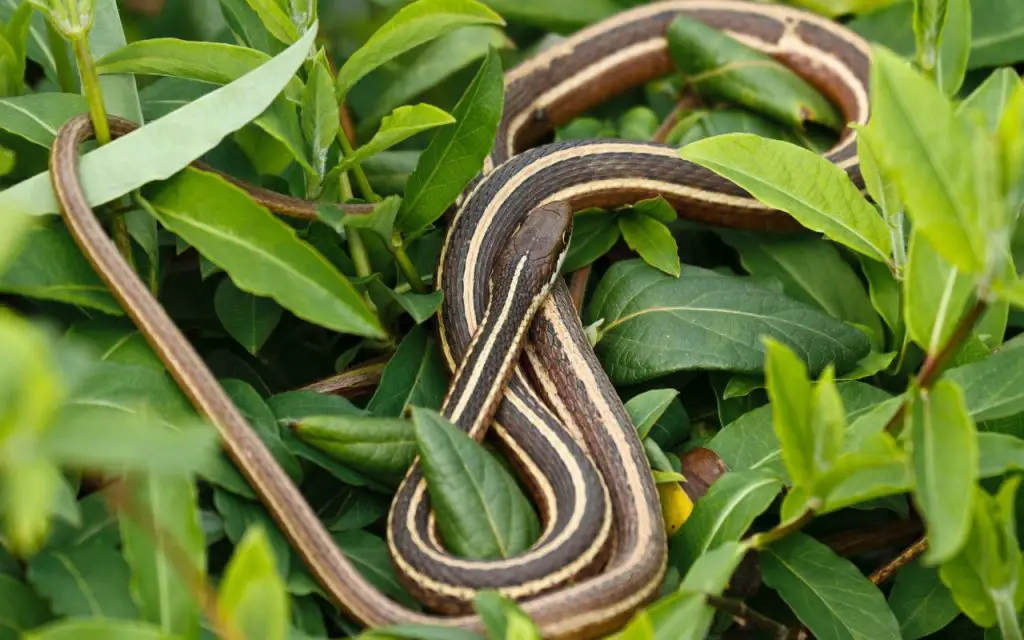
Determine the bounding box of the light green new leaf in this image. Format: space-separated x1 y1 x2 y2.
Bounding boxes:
936 0 971 96
334 0 504 100
474 592 540 640
242 0 299 45
301 49 338 183
144 168 384 339
909 379 979 564
412 407 540 560
760 533 901 640
218 527 289 640
904 230 972 355
339 104 454 172
618 212 680 277
958 67 1020 133
26 0 93 39
0 21 317 216
997 78 1024 218
679 133 892 264
399 47 504 234
868 45 986 274
118 474 205 639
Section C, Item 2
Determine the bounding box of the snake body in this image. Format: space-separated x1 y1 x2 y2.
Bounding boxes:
48 1 871 638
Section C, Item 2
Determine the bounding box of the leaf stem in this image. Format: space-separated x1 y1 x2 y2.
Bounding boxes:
336 129 378 203
347 226 372 279
884 297 989 433
706 595 806 640
392 233 427 294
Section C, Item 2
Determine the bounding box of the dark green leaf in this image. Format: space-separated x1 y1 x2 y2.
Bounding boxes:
367 324 448 417
214 277 283 355
27 537 138 620
624 389 679 440
585 261 870 385
411 407 539 559
0 574 53 638
760 533 901 640
561 209 620 273
24 619 180 640
293 415 416 487
888 559 959 640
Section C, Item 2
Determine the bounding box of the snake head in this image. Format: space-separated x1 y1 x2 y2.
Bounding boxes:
493 202 574 296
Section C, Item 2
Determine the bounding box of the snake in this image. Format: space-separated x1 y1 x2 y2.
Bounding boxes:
47 1 871 638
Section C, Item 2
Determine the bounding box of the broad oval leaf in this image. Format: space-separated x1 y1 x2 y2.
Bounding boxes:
624 389 679 440
367 324 448 417
214 277 283 355
333 0 504 100
946 346 1024 422
908 379 979 564
679 133 892 265
145 168 384 339
561 209 620 273
340 104 454 172
618 213 680 277
411 407 540 560
584 261 870 385
888 559 959 640
217 527 289 640
27 537 138 620
0 22 317 216
399 47 504 234
760 533 901 640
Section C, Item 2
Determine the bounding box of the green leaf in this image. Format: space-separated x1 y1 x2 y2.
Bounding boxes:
946 344 1024 422
27 537 138 620
0 574 53 638
95 38 303 103
474 592 540 640
144 168 383 339
367 324 448 417
759 533 901 640
24 619 181 640
617 212 680 277
0 20 317 216
867 45 987 274
679 133 892 264
561 209 620 273
241 0 300 45
293 414 417 487
330 530 418 609
938 478 1024 630
118 474 204 640
888 559 959 640
667 16 841 131
959 68 1020 134
671 468 783 573
88 0 143 123
217 527 289 640
912 0 950 80
363 25 510 127
334 0 504 100
300 49 338 184
935 0 971 96
411 407 539 559
908 378 979 564
584 261 870 386
0 219 121 314
625 389 679 440
339 104 453 172
399 47 504 234
214 277 283 355
723 233 885 351
0 93 87 147
904 230 972 354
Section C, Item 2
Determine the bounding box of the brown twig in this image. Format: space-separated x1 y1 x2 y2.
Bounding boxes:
104 479 244 640
653 93 702 143
869 536 929 586
883 298 989 433
301 361 386 398
707 595 807 640
820 518 923 558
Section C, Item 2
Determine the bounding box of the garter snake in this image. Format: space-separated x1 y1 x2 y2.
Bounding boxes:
47 1 871 638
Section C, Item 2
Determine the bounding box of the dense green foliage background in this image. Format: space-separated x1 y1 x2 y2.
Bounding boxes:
2 0 1024 639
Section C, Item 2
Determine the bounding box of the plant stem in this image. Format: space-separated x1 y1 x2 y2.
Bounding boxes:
884 297 990 433
336 129 378 203
70 29 137 270
392 234 427 293
869 536 928 585
749 505 817 549
46 22 76 93
706 595 806 640
347 225 372 279
652 94 701 143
